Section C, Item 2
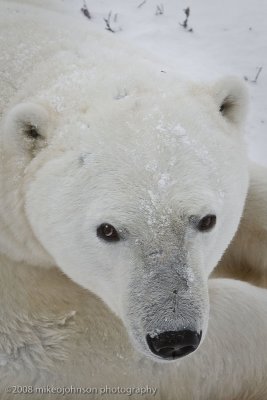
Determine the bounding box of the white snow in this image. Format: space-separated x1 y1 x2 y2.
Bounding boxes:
61 0 267 166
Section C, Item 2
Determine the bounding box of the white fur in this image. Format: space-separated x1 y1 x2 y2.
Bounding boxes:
0 1 267 399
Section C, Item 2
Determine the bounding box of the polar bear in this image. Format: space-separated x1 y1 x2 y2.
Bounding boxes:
0 1 267 399
214 163 267 287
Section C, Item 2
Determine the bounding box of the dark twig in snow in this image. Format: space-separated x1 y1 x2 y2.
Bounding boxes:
244 66 263 84
137 0 147 9
179 7 193 32
180 7 189 28
104 11 118 33
81 1 91 19
155 4 164 15
252 66 263 83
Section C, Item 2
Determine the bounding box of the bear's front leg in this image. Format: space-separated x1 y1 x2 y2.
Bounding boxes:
213 163 267 287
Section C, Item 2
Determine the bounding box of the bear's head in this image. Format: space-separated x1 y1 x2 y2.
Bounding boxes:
1 73 249 362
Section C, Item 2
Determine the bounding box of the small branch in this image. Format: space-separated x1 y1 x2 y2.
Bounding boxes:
179 7 193 32
137 0 147 8
81 1 91 19
252 66 263 83
155 4 164 15
244 66 263 84
104 11 116 33
180 7 189 28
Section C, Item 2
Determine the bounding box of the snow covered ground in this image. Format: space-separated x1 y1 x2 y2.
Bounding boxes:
64 0 266 165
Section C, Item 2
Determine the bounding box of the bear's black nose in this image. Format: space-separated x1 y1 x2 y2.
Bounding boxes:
146 330 202 360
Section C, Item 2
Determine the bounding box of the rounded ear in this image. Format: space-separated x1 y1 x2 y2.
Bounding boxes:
3 102 49 157
212 77 249 127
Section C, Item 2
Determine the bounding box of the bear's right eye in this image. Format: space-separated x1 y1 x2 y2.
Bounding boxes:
97 223 120 242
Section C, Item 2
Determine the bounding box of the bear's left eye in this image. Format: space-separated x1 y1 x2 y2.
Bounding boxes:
97 223 120 242
197 214 217 232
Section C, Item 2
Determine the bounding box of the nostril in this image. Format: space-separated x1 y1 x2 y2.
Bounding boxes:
146 330 202 360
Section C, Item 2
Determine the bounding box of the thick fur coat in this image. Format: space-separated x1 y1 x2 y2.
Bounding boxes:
0 1 267 399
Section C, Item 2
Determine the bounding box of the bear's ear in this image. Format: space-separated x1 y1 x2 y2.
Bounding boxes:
3 102 50 157
212 77 249 127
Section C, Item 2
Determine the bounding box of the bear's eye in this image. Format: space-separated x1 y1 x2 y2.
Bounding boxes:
219 104 225 113
219 96 233 117
97 223 120 242
197 215 216 232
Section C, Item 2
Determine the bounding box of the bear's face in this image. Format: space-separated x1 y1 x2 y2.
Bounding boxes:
2 77 249 361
